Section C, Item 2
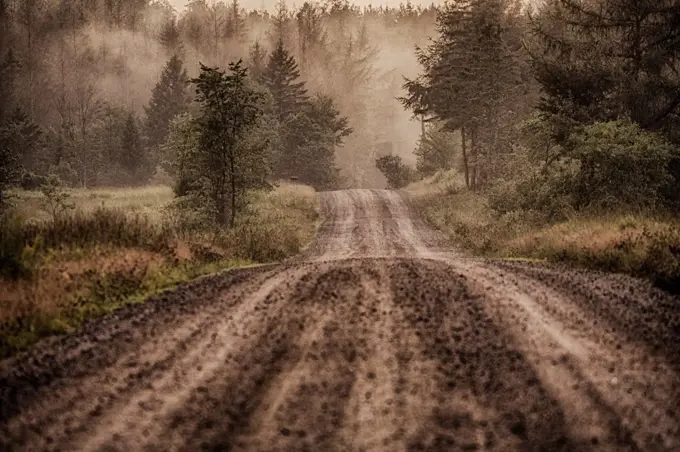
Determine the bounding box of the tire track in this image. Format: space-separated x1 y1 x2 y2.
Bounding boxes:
1 190 678 451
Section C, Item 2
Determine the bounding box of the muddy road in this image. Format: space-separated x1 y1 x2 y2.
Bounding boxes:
1 189 679 451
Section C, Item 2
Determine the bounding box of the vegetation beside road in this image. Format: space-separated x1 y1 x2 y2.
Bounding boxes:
0 183 318 359
408 171 680 293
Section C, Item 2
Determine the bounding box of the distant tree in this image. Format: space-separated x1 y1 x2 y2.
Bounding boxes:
0 122 21 211
0 49 19 122
247 40 267 82
375 154 415 189
162 112 200 197
120 112 152 183
296 2 327 67
145 54 191 151
279 94 352 189
260 38 308 123
188 61 269 227
224 0 247 43
159 17 183 56
414 123 457 177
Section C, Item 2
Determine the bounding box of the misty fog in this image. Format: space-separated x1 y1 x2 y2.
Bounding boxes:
2 0 441 188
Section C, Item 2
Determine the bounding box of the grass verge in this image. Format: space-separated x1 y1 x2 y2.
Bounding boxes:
407 172 680 293
0 182 319 359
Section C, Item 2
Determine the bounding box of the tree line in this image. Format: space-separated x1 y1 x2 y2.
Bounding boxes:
390 0 680 217
0 0 439 206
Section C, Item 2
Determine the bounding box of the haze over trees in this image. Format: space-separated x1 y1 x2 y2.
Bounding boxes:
0 0 438 206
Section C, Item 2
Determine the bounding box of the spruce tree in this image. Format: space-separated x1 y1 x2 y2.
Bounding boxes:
224 0 247 43
159 17 183 56
145 54 191 151
248 41 267 83
120 111 147 180
261 38 308 123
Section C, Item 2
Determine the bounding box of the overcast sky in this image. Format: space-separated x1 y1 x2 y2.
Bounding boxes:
168 0 443 13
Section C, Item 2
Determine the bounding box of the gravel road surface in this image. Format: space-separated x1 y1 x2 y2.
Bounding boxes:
1 189 679 451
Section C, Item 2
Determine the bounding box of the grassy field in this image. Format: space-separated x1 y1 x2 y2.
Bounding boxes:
0 183 319 358
406 171 680 292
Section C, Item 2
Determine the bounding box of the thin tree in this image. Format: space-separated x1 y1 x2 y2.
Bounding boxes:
190 60 267 227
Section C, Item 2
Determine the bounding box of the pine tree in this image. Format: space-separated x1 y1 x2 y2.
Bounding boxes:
159 17 183 56
120 111 145 177
145 54 191 151
248 40 267 82
224 0 247 43
261 38 308 123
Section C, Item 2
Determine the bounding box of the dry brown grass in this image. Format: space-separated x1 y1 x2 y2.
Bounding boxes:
1 182 319 357
0 247 165 324
407 170 680 291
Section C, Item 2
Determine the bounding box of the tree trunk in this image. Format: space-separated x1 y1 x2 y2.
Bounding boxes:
461 127 470 189
230 154 236 228
469 127 477 190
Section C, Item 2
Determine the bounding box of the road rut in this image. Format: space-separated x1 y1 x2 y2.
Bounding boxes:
1 189 679 451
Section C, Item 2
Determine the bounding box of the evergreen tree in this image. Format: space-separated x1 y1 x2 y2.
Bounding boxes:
530 0 680 144
120 111 150 183
403 0 529 189
159 17 183 56
248 40 267 82
261 38 308 123
224 0 247 43
414 123 458 177
145 54 191 151
279 94 352 189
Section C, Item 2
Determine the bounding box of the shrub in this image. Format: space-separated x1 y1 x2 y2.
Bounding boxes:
490 120 678 219
375 155 416 189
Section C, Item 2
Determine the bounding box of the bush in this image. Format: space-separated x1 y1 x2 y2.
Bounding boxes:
19 171 46 190
0 214 43 279
375 155 416 189
490 120 678 219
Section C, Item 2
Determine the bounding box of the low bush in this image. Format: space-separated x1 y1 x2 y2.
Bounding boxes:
490 120 679 220
375 155 416 189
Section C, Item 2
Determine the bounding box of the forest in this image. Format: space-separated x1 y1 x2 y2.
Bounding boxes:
0 0 437 199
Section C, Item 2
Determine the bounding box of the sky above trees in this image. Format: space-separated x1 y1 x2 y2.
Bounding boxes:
169 0 444 12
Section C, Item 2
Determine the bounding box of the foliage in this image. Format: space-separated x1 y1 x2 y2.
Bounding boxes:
375 155 416 189
279 94 352 189
0 182 318 358
409 174 680 293
40 174 75 221
188 60 269 227
489 120 678 218
145 55 192 151
414 123 458 177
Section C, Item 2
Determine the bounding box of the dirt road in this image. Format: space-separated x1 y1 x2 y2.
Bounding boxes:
1 189 679 451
